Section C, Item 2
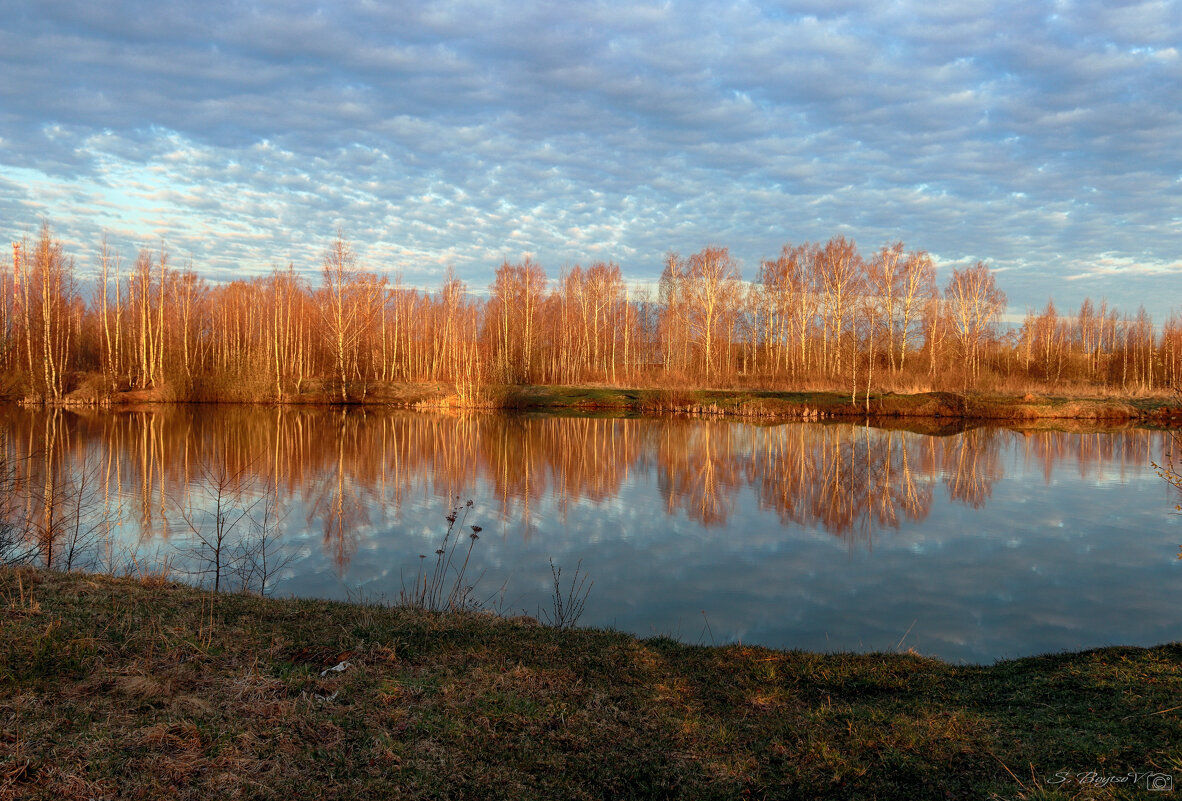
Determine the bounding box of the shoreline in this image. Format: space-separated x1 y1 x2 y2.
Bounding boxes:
3 566 1180 799
19 381 1182 425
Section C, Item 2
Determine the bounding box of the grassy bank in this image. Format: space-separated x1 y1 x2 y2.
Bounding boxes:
486 385 1182 424
3 568 1180 800
43 376 1182 425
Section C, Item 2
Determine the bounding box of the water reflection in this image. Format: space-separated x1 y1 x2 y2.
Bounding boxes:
0 406 1176 662
0 406 1167 564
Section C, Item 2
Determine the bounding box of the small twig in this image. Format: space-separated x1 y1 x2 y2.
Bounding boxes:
1121 703 1182 721
894 619 917 652
985 748 1027 792
699 610 715 646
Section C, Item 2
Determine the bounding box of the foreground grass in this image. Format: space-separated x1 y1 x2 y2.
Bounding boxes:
3 568 1180 800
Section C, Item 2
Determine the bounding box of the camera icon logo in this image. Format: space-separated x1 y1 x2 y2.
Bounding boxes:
1148 773 1174 792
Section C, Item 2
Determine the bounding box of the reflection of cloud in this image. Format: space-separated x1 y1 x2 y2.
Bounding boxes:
5 405 1177 662
0 1 1179 315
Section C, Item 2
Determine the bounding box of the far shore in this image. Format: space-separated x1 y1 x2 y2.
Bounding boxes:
15 379 1182 425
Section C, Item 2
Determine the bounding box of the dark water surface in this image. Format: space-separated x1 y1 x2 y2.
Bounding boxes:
5 405 1179 663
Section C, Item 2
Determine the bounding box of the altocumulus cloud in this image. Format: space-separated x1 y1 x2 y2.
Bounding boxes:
0 0 1179 313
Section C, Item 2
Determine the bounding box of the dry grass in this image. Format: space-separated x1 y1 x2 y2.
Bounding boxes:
2 566 1181 800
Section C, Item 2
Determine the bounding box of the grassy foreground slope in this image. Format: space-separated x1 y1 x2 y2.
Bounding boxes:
2 568 1180 800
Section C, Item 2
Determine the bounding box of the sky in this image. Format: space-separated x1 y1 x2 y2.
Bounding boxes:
0 0 1179 318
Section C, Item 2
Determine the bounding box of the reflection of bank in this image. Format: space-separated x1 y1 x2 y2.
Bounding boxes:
0 404 1166 574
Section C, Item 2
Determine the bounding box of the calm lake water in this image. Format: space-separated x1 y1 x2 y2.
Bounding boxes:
4 405 1180 663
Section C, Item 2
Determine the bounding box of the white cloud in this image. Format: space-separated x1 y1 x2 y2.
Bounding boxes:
0 0 1178 318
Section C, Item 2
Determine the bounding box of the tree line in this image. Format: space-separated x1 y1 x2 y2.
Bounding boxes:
4 222 1180 402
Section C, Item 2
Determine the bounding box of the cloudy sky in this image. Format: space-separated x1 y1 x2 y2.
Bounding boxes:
1 0 1179 316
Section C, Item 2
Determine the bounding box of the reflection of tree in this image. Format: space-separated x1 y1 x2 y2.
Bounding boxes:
0 405 1167 564
0 408 125 570
305 416 368 575
748 425 935 546
811 428 861 538
655 420 746 526
1021 428 1153 485
481 415 546 537
893 434 933 525
863 429 934 534
942 428 1003 509
540 417 639 508
476 415 644 537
